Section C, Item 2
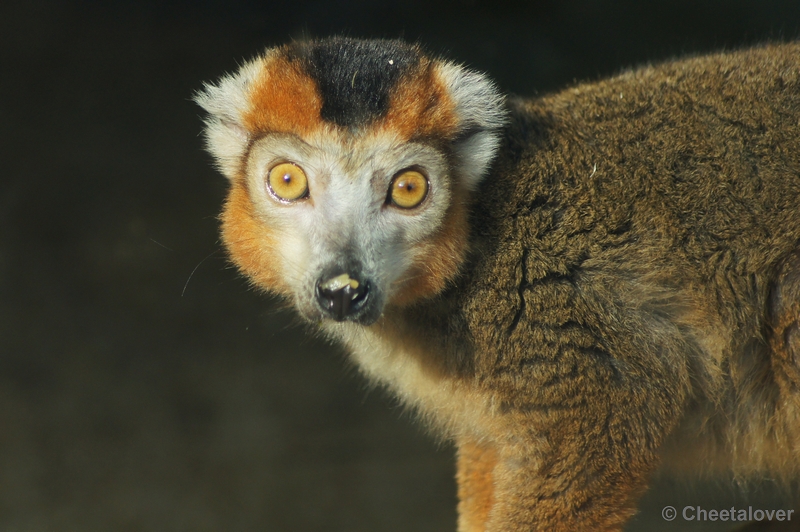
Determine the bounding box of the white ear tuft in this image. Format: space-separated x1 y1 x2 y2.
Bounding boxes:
437 62 507 191
453 130 503 190
194 58 263 179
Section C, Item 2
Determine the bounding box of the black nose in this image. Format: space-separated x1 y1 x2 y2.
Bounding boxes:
315 274 370 321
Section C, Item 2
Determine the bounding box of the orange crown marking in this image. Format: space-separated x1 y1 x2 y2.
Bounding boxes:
243 54 323 136
382 61 460 141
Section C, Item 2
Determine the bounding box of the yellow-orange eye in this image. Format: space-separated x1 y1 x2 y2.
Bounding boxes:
267 162 308 202
388 170 428 209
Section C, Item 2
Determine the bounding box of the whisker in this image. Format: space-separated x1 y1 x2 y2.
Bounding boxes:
149 238 176 252
182 249 220 297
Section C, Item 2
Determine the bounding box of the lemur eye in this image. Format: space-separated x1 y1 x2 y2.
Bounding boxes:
388 170 428 209
267 162 308 202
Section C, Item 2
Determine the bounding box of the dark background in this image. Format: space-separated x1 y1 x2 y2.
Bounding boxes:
2 1 800 530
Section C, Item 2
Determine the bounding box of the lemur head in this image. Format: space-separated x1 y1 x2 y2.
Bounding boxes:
196 37 505 325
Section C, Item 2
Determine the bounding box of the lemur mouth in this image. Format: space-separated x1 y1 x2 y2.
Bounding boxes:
315 273 371 322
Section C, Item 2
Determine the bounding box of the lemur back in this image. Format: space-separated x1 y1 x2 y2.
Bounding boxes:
197 39 800 531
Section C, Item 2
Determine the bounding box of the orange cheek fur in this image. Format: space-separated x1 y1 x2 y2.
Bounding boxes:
389 190 470 307
221 184 293 297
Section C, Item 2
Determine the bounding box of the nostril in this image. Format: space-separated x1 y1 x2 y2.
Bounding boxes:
316 274 370 321
351 282 369 304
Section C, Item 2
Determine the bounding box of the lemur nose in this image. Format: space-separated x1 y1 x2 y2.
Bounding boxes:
316 273 370 321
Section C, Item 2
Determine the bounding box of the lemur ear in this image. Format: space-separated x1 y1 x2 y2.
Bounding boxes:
437 62 507 191
194 60 262 180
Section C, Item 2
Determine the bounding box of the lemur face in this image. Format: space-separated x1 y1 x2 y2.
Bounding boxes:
197 38 505 325
241 130 454 324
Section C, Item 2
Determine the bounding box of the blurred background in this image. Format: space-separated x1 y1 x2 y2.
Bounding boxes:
2 1 800 530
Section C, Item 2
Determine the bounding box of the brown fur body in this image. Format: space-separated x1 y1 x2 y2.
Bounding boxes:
199 41 800 530
407 43 800 530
